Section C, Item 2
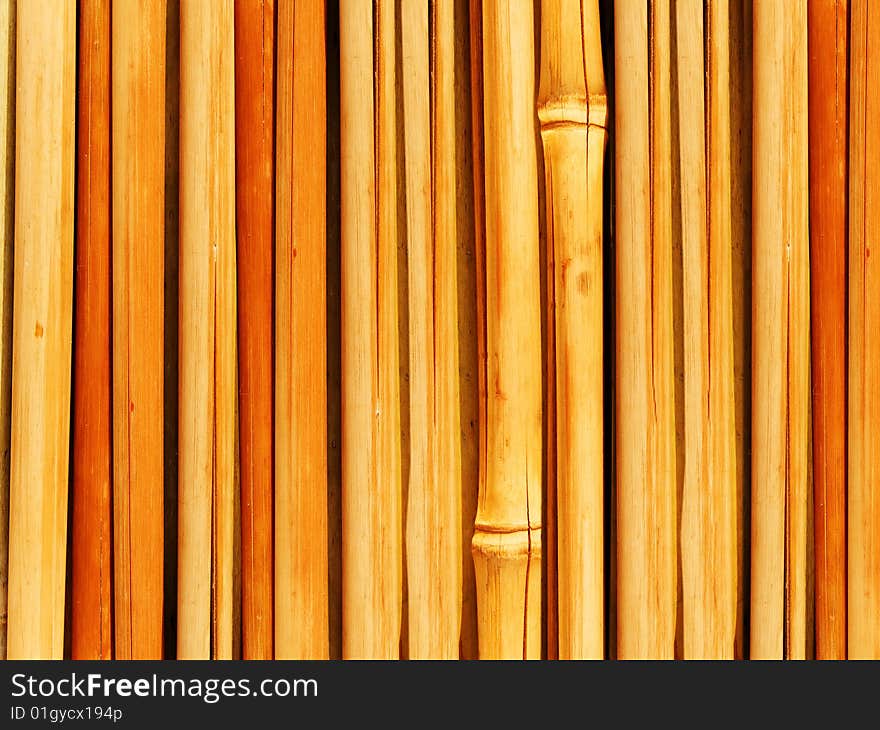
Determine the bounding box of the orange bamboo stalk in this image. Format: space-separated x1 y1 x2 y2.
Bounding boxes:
848 0 880 660
275 0 328 659
6 0 75 659
72 0 112 661
111 0 165 660
808 0 847 660
235 0 274 661
178 0 237 660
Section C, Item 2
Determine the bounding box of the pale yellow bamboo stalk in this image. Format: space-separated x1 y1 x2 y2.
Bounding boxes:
472 0 542 660
537 0 605 660
340 0 402 659
751 0 810 660
6 0 75 660
178 0 236 660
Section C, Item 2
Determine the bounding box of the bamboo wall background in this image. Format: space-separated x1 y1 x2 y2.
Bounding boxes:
0 0 876 660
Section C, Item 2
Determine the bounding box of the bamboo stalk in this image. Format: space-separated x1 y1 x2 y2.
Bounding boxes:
809 0 847 660
401 0 462 659
614 0 677 659
848 0 880 660
340 0 402 659
751 0 811 660
537 0 605 660
72 0 112 661
178 0 237 660
6 0 75 660
111 0 165 660
275 0 328 659
235 0 274 661
472 0 542 660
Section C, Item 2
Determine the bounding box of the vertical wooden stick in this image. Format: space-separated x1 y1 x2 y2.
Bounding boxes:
6 0 75 659
72 0 112 660
179 0 237 660
112 0 166 660
275 0 328 659
809 0 847 660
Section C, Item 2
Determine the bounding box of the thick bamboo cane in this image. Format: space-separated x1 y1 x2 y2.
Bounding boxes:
848 0 880 660
235 0 274 661
72 0 112 661
340 0 402 659
401 0 462 659
472 0 542 660
751 0 811 660
6 0 75 660
808 0 847 660
537 0 605 661
614 0 677 659
275 0 328 659
179 0 237 660
111 0 165 660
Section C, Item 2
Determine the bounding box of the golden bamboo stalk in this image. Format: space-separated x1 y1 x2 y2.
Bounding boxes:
178 0 237 660
111 0 165 660
472 0 542 660
614 0 677 660
401 0 462 659
340 0 402 659
275 0 328 659
537 0 605 660
848 0 880 660
6 0 75 660
751 0 811 660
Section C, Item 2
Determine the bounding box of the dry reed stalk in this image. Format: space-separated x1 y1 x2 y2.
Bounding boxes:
808 0 847 660
848 0 880 660
111 0 166 660
6 0 75 659
235 0 274 661
178 0 237 660
537 0 605 660
401 0 462 659
275 0 328 659
72 0 112 661
472 0 542 660
614 0 677 659
340 0 402 659
751 0 811 660
0 0 12 661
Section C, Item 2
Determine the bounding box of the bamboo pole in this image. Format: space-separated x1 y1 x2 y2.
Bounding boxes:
809 0 847 660
537 0 605 660
235 0 274 661
472 0 542 660
6 0 75 660
111 0 165 660
848 0 880 660
72 0 112 661
275 0 328 659
751 0 811 660
614 0 677 659
340 0 402 659
178 0 237 660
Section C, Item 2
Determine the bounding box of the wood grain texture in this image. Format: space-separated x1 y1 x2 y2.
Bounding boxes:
275 0 328 660
809 0 847 660
178 0 236 660
72 0 112 661
472 0 542 660
235 0 274 661
6 0 75 659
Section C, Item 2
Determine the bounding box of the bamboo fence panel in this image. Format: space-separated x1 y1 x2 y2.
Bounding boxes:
809 0 848 661
848 0 880 660
72 0 112 661
6 0 75 660
178 0 237 660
